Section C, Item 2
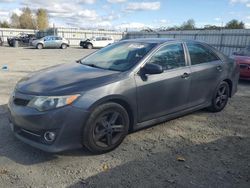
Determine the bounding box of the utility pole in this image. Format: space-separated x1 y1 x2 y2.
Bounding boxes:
53 23 55 36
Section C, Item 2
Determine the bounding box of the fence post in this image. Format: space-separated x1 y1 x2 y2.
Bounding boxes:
219 33 224 51
194 33 198 40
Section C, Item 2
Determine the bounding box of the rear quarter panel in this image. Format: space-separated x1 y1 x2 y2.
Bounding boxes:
224 57 240 96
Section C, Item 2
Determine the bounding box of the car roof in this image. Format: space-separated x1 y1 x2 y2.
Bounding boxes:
44 35 61 37
93 36 112 38
121 38 206 45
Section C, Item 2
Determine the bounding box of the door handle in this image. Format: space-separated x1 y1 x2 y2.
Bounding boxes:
216 65 223 72
181 72 189 79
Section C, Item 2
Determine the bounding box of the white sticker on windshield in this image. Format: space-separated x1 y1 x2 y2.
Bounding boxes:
128 44 145 49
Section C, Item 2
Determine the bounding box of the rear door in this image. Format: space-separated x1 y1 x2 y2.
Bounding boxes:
135 42 191 122
54 36 62 48
185 42 224 107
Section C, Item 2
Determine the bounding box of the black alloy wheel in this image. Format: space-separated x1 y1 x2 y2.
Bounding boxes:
83 103 129 154
208 81 229 112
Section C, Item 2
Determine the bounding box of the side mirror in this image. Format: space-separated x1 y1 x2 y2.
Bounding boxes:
141 63 163 75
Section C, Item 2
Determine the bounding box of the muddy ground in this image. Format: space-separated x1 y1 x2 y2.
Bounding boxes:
0 46 249 188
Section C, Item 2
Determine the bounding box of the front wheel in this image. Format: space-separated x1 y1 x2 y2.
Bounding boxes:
208 81 229 112
87 43 93 49
83 103 129 154
36 43 43 49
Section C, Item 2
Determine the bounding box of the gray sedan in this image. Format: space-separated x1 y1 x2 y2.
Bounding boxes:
8 39 239 154
32 35 69 49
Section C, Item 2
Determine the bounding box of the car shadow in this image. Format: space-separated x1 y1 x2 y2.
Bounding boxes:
68 136 250 188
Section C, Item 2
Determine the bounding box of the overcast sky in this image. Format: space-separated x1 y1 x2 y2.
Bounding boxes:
0 0 250 30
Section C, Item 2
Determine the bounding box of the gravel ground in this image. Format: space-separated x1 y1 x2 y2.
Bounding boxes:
0 46 249 188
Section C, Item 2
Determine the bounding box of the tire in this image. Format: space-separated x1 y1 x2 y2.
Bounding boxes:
83 102 129 154
207 81 229 112
61 43 67 49
87 43 93 49
36 43 43 49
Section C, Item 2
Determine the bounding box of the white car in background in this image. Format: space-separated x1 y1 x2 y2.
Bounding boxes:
80 36 114 49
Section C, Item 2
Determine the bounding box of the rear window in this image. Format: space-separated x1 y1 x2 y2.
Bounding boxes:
187 43 220 65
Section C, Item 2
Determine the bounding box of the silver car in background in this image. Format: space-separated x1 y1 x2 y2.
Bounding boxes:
32 36 69 49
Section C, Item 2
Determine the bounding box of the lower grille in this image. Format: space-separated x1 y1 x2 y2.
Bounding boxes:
17 127 42 143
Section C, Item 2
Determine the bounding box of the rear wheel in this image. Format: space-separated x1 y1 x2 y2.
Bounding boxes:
208 81 229 112
87 43 93 49
83 103 129 154
36 43 43 49
61 43 67 49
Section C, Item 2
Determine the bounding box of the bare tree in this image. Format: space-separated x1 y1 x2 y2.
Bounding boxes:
10 13 20 28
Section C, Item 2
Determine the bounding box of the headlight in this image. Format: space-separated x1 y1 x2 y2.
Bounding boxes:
28 94 80 111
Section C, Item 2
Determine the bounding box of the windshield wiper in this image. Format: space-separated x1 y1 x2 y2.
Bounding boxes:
107 67 122 72
77 61 121 71
83 63 104 69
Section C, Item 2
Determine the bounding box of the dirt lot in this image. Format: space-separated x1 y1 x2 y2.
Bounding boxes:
0 46 250 188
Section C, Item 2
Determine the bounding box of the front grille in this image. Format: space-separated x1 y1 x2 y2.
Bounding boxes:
239 64 249 69
14 98 30 106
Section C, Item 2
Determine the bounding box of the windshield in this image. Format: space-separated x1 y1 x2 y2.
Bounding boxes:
80 41 157 71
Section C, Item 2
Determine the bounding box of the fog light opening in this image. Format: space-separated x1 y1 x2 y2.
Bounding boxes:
44 131 56 142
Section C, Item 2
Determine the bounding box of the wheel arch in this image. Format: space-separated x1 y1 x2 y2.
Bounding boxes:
86 42 93 46
223 78 233 97
88 95 136 132
36 43 44 48
60 43 68 49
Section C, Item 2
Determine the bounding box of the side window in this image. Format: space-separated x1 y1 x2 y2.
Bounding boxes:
96 37 101 41
55 37 62 40
148 43 186 70
44 37 50 41
187 43 220 65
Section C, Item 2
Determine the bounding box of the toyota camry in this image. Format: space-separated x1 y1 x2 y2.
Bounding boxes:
8 39 239 154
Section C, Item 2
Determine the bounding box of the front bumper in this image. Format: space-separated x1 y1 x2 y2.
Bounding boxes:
8 92 89 153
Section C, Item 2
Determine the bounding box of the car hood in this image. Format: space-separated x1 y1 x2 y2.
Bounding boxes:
16 63 121 95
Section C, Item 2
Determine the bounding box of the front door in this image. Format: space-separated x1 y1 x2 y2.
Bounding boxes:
44 36 54 48
135 43 191 122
